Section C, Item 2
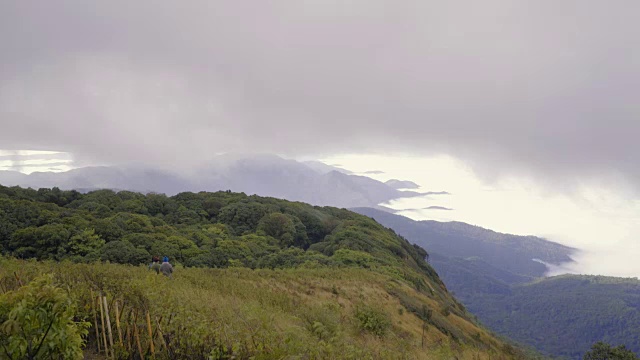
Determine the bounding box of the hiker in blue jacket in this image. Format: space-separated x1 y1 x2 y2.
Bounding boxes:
160 256 173 278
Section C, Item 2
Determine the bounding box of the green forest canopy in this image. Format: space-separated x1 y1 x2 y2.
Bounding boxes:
0 184 438 288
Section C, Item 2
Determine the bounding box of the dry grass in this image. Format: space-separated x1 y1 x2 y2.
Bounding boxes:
0 258 529 359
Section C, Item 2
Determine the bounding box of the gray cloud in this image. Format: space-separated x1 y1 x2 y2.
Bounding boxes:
1 1 638 185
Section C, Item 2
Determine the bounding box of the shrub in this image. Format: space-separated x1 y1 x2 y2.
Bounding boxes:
354 304 391 337
0 275 89 360
583 341 638 360
332 249 374 268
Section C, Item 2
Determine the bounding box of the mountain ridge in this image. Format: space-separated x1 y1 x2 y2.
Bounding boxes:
351 207 575 278
0 155 426 209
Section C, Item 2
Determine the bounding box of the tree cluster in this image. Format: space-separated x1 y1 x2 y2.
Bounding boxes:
0 184 434 284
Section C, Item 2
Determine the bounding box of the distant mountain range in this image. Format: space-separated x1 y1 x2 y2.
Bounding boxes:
0 154 423 209
385 179 421 190
301 160 352 175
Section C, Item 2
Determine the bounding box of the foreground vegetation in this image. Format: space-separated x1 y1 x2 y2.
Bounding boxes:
0 258 530 359
0 184 532 358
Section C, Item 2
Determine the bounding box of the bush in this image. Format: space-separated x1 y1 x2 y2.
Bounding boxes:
584 341 638 360
100 240 150 265
332 249 374 268
354 304 391 337
0 275 89 359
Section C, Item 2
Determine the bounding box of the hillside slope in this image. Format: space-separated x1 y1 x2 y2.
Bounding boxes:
0 184 532 359
352 208 640 358
352 207 575 279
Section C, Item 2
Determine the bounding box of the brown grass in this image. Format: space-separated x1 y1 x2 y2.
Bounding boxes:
0 258 530 359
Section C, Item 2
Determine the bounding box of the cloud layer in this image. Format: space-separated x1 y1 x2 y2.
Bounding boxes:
1 1 638 184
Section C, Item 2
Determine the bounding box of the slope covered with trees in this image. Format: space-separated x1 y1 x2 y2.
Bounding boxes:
0 185 430 277
471 275 640 359
0 184 532 359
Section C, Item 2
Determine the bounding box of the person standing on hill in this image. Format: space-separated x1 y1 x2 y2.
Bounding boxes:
160 256 173 278
150 256 161 274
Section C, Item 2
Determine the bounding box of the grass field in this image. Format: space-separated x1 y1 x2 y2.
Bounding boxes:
0 257 531 359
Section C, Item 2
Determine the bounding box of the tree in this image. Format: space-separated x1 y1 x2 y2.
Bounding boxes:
92 218 125 242
202 196 225 219
78 201 112 218
36 187 73 206
75 189 122 209
218 202 269 234
164 205 203 225
111 213 154 233
122 232 164 251
145 193 177 216
63 229 105 262
257 212 296 246
9 224 71 260
290 210 328 244
584 341 639 360
114 199 148 215
100 240 150 265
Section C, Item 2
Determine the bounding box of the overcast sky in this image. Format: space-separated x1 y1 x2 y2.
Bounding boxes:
325 154 640 278
1 0 639 188
1 2 640 277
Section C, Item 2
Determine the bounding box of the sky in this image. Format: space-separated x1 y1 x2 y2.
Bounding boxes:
323 154 640 278
0 2 639 275
0 150 74 174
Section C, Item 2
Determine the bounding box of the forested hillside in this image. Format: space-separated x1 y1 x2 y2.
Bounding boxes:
471 275 640 359
0 185 431 276
0 184 532 359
